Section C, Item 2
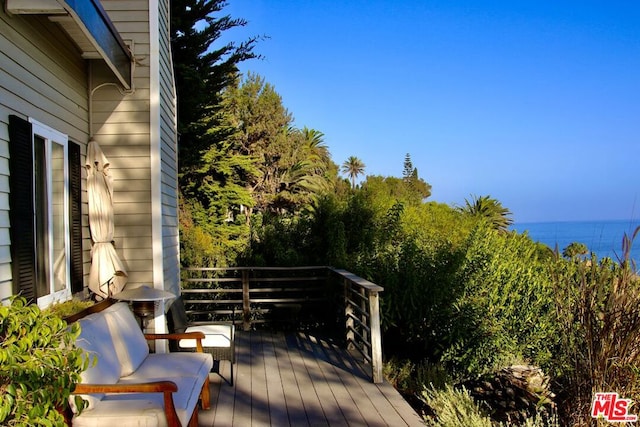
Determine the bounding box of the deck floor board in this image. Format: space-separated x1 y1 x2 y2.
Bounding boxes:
198 331 424 427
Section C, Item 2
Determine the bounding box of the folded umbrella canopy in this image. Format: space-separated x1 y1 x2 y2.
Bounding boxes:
86 138 127 299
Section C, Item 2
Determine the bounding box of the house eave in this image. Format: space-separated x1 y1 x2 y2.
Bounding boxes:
5 0 133 89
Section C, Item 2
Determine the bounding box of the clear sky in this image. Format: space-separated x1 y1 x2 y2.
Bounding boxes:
219 0 640 223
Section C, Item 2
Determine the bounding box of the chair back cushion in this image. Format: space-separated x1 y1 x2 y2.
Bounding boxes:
103 302 150 376
167 296 189 334
71 312 121 411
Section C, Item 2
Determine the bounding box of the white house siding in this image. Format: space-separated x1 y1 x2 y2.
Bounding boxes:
157 0 180 298
1 1 179 306
102 0 179 302
137 0 180 339
99 0 155 288
0 10 91 301
101 0 179 295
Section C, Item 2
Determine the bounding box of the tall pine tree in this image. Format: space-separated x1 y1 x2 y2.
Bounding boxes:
171 0 260 169
171 1 261 266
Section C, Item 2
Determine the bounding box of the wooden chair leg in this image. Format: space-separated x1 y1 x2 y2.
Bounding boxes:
188 407 199 427
200 375 211 410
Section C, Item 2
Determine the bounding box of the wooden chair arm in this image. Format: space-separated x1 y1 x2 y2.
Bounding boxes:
73 381 178 394
145 331 205 340
144 332 205 352
72 381 180 426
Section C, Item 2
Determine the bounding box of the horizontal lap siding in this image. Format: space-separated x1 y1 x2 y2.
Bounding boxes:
103 0 179 294
1 0 177 299
100 0 154 288
1 0 175 300
158 0 180 296
0 9 90 300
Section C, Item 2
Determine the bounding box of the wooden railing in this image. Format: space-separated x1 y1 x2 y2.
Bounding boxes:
180 266 384 383
330 268 384 383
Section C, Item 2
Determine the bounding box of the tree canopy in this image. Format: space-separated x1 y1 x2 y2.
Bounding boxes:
459 194 514 232
171 0 260 168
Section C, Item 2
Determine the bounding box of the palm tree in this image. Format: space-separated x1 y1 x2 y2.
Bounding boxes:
301 127 330 170
272 127 334 213
341 156 365 189
459 194 513 232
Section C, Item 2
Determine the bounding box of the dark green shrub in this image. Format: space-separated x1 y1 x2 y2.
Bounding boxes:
0 297 88 426
442 226 558 379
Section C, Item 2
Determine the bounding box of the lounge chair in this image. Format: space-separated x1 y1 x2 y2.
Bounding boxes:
168 296 236 386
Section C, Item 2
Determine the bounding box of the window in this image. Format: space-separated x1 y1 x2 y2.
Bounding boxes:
31 121 71 306
8 116 83 308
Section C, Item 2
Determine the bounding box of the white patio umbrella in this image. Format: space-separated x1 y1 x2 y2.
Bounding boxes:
86 138 127 299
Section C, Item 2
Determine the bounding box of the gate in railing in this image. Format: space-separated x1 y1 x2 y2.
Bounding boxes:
180 266 384 383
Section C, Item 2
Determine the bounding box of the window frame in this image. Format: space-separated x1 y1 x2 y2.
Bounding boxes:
28 119 72 307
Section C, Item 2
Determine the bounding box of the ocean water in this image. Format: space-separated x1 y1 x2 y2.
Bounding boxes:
512 220 640 265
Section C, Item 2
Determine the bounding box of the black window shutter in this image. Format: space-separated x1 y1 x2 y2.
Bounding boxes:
8 115 36 302
68 141 83 294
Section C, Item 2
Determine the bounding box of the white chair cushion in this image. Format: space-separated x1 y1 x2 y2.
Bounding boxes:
108 378 198 426
117 356 212 427
123 352 213 383
103 302 150 376
180 324 233 348
71 312 121 411
71 398 170 427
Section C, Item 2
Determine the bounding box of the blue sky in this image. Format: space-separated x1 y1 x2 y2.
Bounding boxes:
220 1 640 223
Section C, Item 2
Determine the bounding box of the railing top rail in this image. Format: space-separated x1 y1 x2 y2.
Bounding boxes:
182 266 382 292
329 268 384 292
183 266 330 272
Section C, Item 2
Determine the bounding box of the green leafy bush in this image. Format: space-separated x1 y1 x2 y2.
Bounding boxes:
421 384 559 427
421 384 493 427
384 358 451 397
45 299 95 319
363 202 474 359
442 226 558 379
0 297 88 426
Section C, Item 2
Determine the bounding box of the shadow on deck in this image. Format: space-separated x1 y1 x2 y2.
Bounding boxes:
198 330 424 427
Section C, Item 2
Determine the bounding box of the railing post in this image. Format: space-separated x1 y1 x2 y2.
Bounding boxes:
368 289 383 383
242 269 250 331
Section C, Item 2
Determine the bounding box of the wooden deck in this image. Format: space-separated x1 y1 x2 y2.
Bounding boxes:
198 330 424 426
